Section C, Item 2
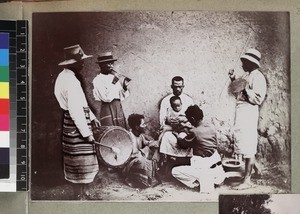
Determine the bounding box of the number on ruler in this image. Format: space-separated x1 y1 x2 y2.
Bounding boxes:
21 161 26 165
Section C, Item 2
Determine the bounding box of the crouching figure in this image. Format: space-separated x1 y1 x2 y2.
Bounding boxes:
172 105 226 193
122 114 161 188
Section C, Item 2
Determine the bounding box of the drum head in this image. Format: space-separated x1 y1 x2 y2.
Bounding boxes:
94 126 132 168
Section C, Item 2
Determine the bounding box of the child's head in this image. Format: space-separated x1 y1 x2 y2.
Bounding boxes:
169 96 182 112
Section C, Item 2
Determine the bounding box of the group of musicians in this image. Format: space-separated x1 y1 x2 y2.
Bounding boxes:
54 44 267 199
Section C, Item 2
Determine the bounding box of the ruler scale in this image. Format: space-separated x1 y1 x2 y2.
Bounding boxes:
0 20 28 191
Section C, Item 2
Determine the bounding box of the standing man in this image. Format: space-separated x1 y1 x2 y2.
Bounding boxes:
159 76 194 177
54 44 100 199
92 52 130 129
228 48 267 187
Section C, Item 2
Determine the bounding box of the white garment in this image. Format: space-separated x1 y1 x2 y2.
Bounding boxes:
172 151 226 193
237 69 267 105
92 73 129 102
159 93 194 127
159 93 193 157
159 131 192 157
234 69 267 157
54 68 95 138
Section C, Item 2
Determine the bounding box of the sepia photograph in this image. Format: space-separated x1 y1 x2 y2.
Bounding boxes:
219 194 300 214
31 11 290 201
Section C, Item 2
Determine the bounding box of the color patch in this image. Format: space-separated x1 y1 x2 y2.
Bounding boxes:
0 66 9 82
0 132 9 147
0 82 9 98
0 49 9 66
0 115 9 131
0 99 9 114
0 33 9 49
0 148 9 164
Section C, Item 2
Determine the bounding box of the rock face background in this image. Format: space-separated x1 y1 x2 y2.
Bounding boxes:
32 12 290 187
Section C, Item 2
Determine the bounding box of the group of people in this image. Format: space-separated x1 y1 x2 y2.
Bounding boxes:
54 44 267 199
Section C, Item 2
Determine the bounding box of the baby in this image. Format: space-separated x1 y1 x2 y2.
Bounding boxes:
158 96 191 142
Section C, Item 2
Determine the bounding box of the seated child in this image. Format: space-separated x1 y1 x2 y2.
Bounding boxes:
158 96 191 142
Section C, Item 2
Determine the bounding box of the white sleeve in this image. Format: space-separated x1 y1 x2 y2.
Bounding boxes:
118 81 130 101
159 97 168 127
245 72 267 105
67 80 92 138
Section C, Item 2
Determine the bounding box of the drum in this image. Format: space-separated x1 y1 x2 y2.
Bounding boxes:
93 126 133 168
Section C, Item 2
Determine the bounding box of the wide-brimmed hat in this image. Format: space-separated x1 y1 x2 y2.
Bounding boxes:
240 48 261 67
96 52 117 64
58 44 92 66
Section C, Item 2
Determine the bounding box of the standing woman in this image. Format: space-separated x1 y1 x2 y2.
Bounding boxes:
92 52 130 129
54 44 100 199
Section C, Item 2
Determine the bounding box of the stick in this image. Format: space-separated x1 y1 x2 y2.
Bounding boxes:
218 30 253 100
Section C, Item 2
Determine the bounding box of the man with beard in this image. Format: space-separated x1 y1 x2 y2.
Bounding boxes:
54 44 100 199
122 114 161 188
159 76 194 178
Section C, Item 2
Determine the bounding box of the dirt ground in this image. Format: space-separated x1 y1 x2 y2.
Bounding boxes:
31 161 290 201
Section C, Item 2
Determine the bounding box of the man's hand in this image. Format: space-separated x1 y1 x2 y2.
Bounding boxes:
228 69 236 81
123 78 130 90
92 118 101 128
86 135 95 143
149 141 159 148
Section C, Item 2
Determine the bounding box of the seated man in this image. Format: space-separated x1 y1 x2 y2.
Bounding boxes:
172 105 226 193
122 114 161 188
159 76 194 177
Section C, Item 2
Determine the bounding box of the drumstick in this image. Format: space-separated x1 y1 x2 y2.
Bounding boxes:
94 141 121 155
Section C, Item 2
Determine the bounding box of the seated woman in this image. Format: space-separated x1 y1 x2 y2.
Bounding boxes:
122 114 161 188
172 105 226 193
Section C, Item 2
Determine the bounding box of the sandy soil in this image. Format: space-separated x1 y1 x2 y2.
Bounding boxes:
31 162 290 201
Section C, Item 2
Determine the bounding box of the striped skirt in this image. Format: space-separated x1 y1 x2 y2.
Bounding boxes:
62 107 99 184
100 99 127 129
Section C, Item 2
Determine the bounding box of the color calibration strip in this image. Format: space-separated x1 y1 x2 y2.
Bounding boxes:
0 20 28 191
0 33 10 179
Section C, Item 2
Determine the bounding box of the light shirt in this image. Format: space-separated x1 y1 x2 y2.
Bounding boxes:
237 69 267 105
54 68 95 138
92 73 129 102
159 93 194 127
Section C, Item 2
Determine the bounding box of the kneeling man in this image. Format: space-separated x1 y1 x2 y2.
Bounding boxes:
172 105 226 193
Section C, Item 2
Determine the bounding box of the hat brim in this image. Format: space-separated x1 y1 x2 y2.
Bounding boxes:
58 54 93 66
240 55 260 67
96 59 117 64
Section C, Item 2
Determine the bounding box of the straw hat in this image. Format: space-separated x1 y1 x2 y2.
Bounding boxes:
96 52 117 64
58 44 92 66
240 48 261 67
